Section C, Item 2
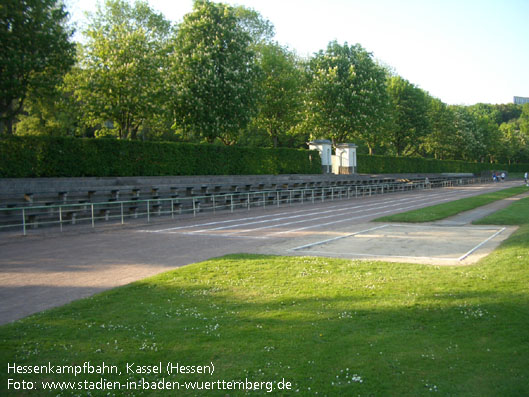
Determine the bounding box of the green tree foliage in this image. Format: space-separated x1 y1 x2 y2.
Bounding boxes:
386 76 430 156
520 104 529 135
4 0 528 167
305 41 390 152
500 104 529 165
450 106 488 162
250 43 305 147
498 119 529 164
421 98 457 160
170 0 261 144
13 84 81 137
0 0 75 134
467 104 502 163
67 0 173 140
232 5 274 45
494 103 522 124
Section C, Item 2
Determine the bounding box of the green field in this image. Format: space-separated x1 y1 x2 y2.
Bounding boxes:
474 196 529 225
1 190 528 396
374 185 529 223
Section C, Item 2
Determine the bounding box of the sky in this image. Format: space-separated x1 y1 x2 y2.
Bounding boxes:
66 0 529 106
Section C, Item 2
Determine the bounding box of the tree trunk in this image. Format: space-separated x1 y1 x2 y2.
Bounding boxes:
0 118 13 135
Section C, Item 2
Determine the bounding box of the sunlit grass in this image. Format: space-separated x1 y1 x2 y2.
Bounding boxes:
2 240 529 395
374 185 528 223
474 196 529 225
2 189 529 396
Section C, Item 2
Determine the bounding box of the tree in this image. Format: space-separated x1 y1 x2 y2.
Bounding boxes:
493 103 522 124
468 104 502 163
250 43 304 147
13 80 83 137
0 0 75 134
170 0 261 144
305 41 390 152
451 106 487 162
233 5 274 45
386 76 430 156
68 0 173 139
498 119 529 164
421 98 457 160
520 103 529 136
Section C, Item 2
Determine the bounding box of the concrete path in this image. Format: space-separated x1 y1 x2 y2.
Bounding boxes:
434 190 529 226
0 181 525 325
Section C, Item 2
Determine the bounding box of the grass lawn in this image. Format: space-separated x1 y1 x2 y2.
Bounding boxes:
374 185 529 223
1 190 529 396
474 196 529 225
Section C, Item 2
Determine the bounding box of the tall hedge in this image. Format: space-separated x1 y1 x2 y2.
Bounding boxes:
1 137 527 178
356 154 528 174
0 137 322 177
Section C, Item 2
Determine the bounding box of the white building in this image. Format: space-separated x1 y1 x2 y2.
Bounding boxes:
514 96 529 105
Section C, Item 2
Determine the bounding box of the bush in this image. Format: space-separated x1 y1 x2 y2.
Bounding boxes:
356 154 527 175
0 136 322 177
2 136 526 178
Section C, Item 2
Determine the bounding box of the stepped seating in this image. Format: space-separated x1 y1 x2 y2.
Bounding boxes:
0 174 479 233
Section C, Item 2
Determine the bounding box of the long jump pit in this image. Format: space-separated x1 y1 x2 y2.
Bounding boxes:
288 223 517 266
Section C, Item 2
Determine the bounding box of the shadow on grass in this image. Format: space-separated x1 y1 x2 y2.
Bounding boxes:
1 253 529 396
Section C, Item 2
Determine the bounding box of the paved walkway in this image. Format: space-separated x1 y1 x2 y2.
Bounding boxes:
434 190 529 226
0 181 525 325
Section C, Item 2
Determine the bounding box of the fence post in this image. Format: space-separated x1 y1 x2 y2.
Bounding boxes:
59 206 63 232
91 204 95 228
22 208 26 236
121 202 124 224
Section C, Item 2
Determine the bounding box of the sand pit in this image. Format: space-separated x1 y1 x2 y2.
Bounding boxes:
290 223 516 265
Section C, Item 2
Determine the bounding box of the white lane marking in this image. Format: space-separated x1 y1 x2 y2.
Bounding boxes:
139 190 456 234
266 187 507 237
194 196 418 233
176 232 269 240
291 225 390 251
233 194 455 236
140 195 405 232
298 250 461 261
266 200 452 236
137 184 502 236
458 227 506 261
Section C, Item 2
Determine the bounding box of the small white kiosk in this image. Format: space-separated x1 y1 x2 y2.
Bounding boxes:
308 139 332 174
333 143 357 174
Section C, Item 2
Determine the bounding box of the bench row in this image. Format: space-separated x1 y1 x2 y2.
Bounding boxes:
0 178 399 209
2 182 419 231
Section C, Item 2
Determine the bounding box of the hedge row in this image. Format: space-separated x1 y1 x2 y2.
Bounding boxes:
1 136 527 178
356 154 529 174
0 136 322 177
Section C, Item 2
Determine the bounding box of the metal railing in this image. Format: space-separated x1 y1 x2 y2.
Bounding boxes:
0 177 483 236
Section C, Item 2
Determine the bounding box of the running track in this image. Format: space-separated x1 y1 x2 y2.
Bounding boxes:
0 181 521 324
